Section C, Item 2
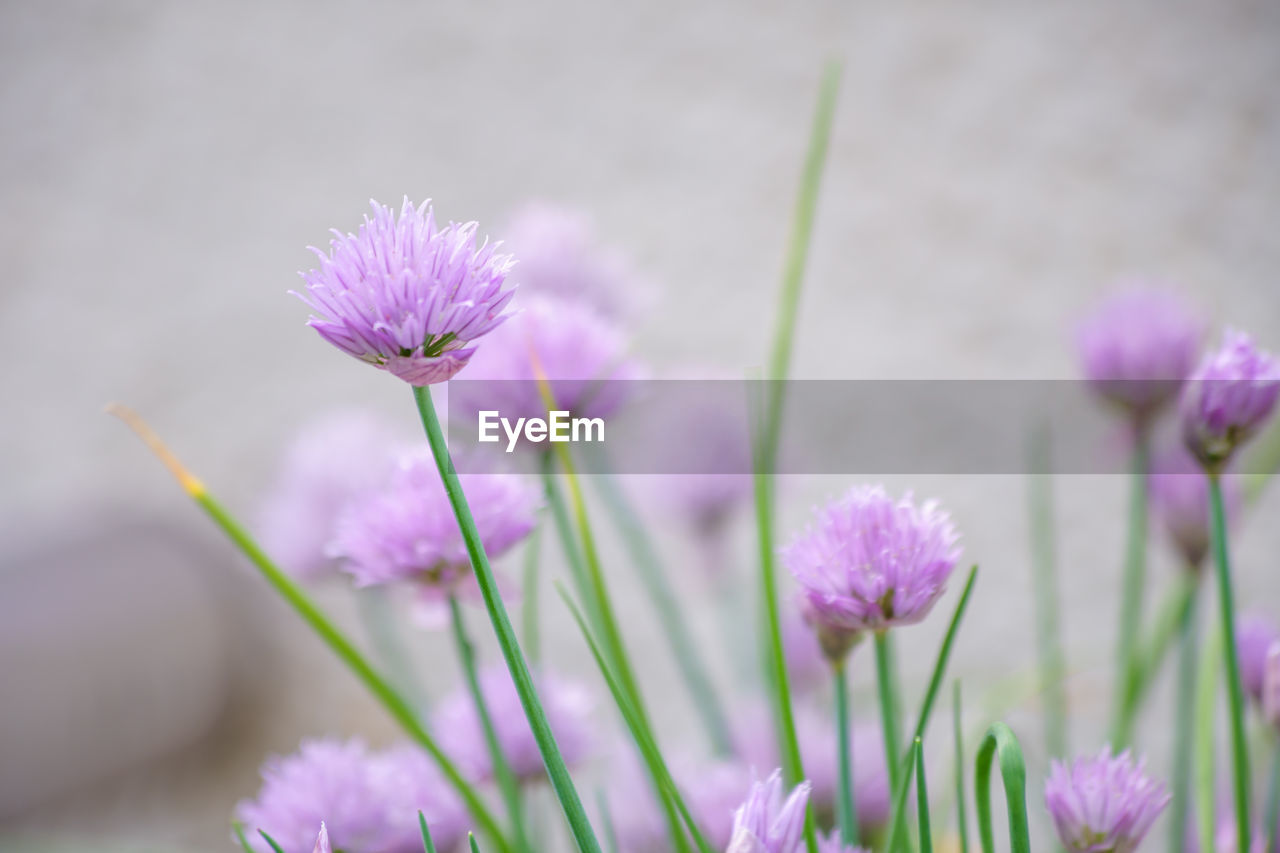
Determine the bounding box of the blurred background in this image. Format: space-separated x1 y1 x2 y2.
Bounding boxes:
3 1 1279 850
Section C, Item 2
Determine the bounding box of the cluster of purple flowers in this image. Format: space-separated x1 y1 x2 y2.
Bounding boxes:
228 198 1280 853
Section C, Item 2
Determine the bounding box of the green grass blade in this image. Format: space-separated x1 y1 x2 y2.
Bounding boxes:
1194 617 1221 853
1109 435 1150 749
874 633 905 851
909 566 979 750
1167 585 1200 853
257 830 286 853
915 737 933 853
557 584 712 853
1027 425 1068 758
419 811 438 853
591 459 734 755
973 722 1031 853
232 822 255 853
469 834 482 853
833 662 860 844
883 727 920 853
953 682 970 853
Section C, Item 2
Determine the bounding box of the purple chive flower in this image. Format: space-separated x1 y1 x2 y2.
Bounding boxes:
448 293 642 426
257 410 404 580
313 824 330 853
609 756 755 851
725 771 811 853
816 835 871 853
372 744 468 853
327 450 538 590
235 739 393 853
1076 287 1203 420
781 610 830 694
1147 447 1241 570
1237 613 1280 706
1044 746 1170 853
784 486 962 648
1179 329 1280 470
433 665 593 782
501 203 645 318
298 199 517 386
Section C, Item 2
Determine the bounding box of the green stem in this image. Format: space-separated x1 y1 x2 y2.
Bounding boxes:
973 723 1031 853
419 811 439 853
558 585 709 853
1027 426 1067 758
413 386 601 853
915 738 933 853
752 60 840 853
469 833 482 853
1208 473 1252 853
876 632 905 849
884 733 920 853
357 585 428 713
196 491 511 852
591 460 734 755
448 595 529 852
1125 576 1196 723
540 453 595 627
521 525 542 667
953 682 970 853
1110 430 1149 749
908 567 979 750
1168 576 1200 853
1194 615 1221 853
834 661 860 844
1265 738 1280 853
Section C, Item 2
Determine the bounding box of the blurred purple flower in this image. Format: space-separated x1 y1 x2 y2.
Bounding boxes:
609 755 754 851
1044 745 1169 853
1180 329 1280 469
502 203 645 318
327 450 537 590
781 609 829 694
371 744 468 853
236 739 392 853
1147 446 1241 570
726 770 811 853
1237 613 1280 707
298 199 517 386
1076 287 1203 420
257 410 404 580
433 665 593 782
449 293 642 427
784 486 962 643
1263 644 1280 732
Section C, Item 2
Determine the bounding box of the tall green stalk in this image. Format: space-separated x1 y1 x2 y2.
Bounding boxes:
412 386 602 853
751 59 840 853
591 463 734 755
833 660 860 845
876 633 905 831
447 595 529 852
1208 473 1252 853
1027 426 1067 758
1194 617 1221 853
973 723 1031 853
1110 430 1149 749
1168 574 1200 853
110 403 511 852
915 737 934 853
953 682 970 853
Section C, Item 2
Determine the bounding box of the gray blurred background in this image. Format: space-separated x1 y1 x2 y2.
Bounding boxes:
3 1 1279 850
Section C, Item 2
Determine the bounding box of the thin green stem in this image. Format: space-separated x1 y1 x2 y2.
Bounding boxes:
232 822 255 853
469 833 481 853
1194 615 1221 853
419 811 438 853
448 595 528 852
1265 738 1280 853
196 492 510 852
834 661 860 844
973 723 1031 853
413 386 601 853
1027 425 1067 758
521 525 542 667
908 567 979 751
591 460 734 755
953 682 970 853
884 732 920 853
1168 576 1200 853
1110 430 1149 749
357 585 428 713
258 831 286 853
558 584 710 853
876 633 906 814
1208 473 1252 853
1125 576 1196 723
915 737 934 853
540 453 595 627
752 60 840 853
